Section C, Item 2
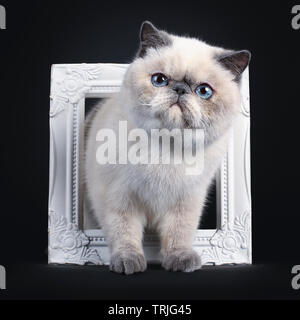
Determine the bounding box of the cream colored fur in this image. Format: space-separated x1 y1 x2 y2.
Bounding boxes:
85 22 250 274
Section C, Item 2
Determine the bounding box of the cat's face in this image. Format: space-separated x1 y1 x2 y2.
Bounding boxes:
124 22 250 142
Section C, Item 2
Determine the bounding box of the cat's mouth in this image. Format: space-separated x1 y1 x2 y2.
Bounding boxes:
170 101 184 111
167 101 193 128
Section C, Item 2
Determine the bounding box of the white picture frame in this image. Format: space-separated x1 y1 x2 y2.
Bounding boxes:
48 63 252 266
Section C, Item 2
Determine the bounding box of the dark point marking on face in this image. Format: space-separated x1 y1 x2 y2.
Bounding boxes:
138 21 172 58
217 50 251 82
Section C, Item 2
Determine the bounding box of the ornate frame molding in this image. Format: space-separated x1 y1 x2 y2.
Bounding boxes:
48 63 252 266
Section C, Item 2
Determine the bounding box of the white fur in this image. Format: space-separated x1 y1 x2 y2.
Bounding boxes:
85 30 246 274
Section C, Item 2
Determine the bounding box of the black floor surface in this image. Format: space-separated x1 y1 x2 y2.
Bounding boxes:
0 262 299 300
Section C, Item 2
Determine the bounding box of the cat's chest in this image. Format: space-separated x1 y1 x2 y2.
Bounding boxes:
128 163 199 207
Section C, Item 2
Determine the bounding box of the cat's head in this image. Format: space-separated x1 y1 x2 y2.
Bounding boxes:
124 21 250 142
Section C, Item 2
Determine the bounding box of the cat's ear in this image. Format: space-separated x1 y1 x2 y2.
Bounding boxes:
218 50 251 81
138 21 172 57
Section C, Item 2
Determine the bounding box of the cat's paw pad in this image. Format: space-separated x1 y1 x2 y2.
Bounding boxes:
110 251 147 275
162 249 202 273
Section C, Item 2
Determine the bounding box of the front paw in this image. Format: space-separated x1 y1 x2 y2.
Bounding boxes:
162 249 202 273
110 250 147 275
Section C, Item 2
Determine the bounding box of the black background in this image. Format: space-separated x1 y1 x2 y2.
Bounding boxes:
0 0 300 300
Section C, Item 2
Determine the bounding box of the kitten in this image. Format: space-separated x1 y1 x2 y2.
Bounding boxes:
85 21 250 274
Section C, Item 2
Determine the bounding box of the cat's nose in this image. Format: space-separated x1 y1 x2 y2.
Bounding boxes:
172 83 190 96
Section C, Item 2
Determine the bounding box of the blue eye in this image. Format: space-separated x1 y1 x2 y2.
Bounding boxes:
151 73 169 87
195 83 214 100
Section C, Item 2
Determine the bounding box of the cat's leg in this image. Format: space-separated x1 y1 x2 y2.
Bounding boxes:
100 202 147 275
158 200 202 272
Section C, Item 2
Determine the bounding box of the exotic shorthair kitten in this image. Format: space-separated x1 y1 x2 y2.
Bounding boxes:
85 21 250 274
